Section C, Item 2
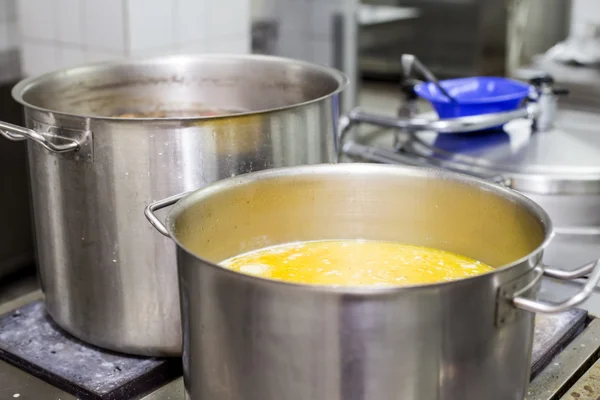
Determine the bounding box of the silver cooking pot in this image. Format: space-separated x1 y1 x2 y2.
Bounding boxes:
0 54 347 356
146 163 600 400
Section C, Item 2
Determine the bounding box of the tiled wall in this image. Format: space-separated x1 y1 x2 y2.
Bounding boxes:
257 0 357 111
270 0 356 68
16 0 251 77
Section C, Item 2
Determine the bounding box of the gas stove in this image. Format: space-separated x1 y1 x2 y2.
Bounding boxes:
0 291 599 400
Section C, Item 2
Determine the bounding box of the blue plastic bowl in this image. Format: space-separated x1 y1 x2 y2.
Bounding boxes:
414 77 532 121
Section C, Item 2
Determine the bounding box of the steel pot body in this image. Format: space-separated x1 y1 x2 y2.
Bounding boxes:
147 163 600 400
2 54 347 356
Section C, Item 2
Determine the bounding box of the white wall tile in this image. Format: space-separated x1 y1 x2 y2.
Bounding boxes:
85 49 124 63
128 46 181 59
127 0 173 51
16 0 252 78
275 0 309 35
57 46 86 67
57 0 84 45
180 40 209 54
309 2 342 40
205 37 249 54
21 40 58 76
206 0 250 38
310 39 332 67
17 0 55 40
83 0 126 52
275 32 308 60
177 0 207 44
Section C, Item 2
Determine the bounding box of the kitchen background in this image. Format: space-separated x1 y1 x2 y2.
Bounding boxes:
0 0 599 282
3 1 600 398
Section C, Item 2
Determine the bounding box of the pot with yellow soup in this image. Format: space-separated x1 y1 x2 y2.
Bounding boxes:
146 163 600 400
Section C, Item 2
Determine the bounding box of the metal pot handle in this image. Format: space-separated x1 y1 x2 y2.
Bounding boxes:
337 105 537 155
144 192 190 238
0 120 80 153
341 139 512 185
511 259 600 314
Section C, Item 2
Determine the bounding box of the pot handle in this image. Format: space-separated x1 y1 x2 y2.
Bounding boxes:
144 192 190 238
341 140 512 185
0 121 80 153
511 259 600 314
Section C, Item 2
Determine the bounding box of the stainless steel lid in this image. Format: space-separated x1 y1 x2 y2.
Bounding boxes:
403 108 600 194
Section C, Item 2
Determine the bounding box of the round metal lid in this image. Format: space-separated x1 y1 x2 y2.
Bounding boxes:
404 108 600 194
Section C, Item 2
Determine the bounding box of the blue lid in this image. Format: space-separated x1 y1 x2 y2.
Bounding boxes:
414 77 532 105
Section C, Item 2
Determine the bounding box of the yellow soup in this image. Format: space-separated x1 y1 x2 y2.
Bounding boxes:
221 240 493 286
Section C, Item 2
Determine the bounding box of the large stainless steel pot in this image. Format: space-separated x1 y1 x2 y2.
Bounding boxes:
146 163 600 400
0 54 347 356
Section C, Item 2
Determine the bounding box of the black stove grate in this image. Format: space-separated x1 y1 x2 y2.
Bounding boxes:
0 301 182 400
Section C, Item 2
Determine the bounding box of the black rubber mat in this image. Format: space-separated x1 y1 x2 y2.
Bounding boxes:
0 301 182 400
530 308 588 379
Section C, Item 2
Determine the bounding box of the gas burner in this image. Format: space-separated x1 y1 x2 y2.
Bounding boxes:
0 301 181 400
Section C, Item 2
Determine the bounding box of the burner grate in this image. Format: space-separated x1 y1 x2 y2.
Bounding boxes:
0 301 182 400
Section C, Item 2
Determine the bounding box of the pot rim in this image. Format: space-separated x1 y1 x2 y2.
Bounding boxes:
12 53 349 122
167 163 555 294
